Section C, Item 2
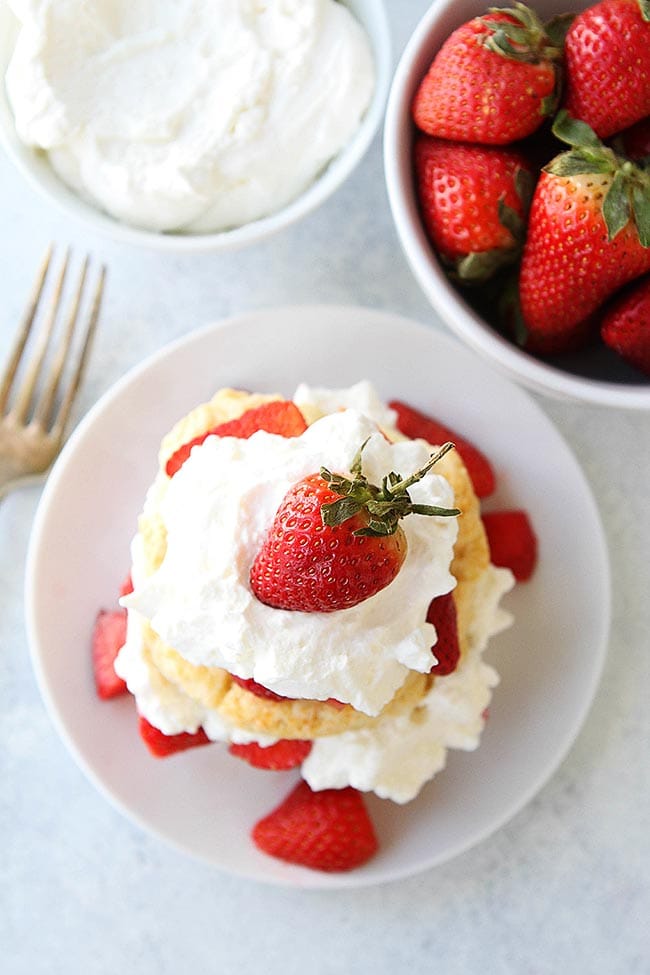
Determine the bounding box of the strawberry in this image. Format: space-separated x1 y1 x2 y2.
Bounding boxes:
412 4 563 145
252 781 378 872
92 609 128 699
413 136 534 283
230 675 289 702
119 573 134 597
600 274 650 376
228 739 312 770
231 675 344 709
426 592 461 676
518 112 650 355
138 715 212 757
249 442 459 613
389 399 495 498
563 0 650 140
165 400 307 477
482 509 537 581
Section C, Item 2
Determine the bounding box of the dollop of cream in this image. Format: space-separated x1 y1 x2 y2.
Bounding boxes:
5 0 374 232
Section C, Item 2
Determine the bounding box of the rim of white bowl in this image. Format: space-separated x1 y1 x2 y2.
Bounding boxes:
0 0 392 253
383 0 650 410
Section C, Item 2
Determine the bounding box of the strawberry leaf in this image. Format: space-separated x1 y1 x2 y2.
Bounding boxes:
544 12 575 45
498 198 525 242
455 247 519 283
319 442 460 537
602 170 631 240
632 182 650 247
552 110 601 149
546 151 613 177
639 0 650 22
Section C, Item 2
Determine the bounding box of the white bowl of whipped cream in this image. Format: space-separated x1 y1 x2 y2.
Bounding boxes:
0 0 390 250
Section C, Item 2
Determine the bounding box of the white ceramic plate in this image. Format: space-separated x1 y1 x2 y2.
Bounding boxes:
25 306 610 888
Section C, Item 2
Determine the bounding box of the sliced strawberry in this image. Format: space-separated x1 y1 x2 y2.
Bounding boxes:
389 399 495 498
426 592 460 676
228 739 312 770
231 676 345 710
165 400 307 477
252 781 378 872
119 573 134 597
230 675 290 702
92 609 128 699
138 715 212 757
482 509 538 582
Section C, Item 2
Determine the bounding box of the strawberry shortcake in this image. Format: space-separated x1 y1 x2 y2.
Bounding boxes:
94 382 533 872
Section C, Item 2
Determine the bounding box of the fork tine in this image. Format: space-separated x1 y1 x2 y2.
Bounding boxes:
32 255 89 428
51 264 106 439
0 244 53 414
10 248 70 423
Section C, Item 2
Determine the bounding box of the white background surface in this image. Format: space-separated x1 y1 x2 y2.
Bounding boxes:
1 1 648 971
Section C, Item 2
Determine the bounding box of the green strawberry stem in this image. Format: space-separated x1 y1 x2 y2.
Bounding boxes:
483 3 564 64
320 441 460 538
549 110 650 246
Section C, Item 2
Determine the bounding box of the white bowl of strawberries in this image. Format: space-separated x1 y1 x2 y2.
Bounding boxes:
384 0 650 408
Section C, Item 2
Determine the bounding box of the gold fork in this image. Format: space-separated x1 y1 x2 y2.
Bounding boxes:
0 246 106 500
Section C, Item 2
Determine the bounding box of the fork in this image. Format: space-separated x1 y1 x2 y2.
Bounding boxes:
0 246 106 500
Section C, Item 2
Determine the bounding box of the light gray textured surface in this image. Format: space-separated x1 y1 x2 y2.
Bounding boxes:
1 2 649 972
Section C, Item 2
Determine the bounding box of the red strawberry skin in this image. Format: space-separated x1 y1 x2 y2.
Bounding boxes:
92 609 128 699
519 170 650 354
601 275 650 376
389 399 495 498
426 592 460 676
564 0 650 139
230 675 289 702
228 739 312 770
249 473 407 613
413 136 532 280
412 12 558 145
138 715 212 757
230 675 344 710
482 509 537 582
165 400 307 477
252 782 378 872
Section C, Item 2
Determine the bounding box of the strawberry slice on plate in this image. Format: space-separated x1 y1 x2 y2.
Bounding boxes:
252 781 378 872
138 716 212 757
482 509 538 582
92 609 128 700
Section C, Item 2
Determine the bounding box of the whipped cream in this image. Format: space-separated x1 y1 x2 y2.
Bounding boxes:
6 0 374 233
123 407 459 716
302 564 514 802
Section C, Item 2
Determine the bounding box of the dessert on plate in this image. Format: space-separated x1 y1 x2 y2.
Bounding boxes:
93 381 536 872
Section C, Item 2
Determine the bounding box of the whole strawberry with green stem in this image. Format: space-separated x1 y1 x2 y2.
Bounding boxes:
518 111 650 355
249 441 459 614
414 136 534 283
563 0 650 140
412 3 564 145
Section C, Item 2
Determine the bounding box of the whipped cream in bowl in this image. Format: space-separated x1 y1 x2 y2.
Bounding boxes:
0 0 390 250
